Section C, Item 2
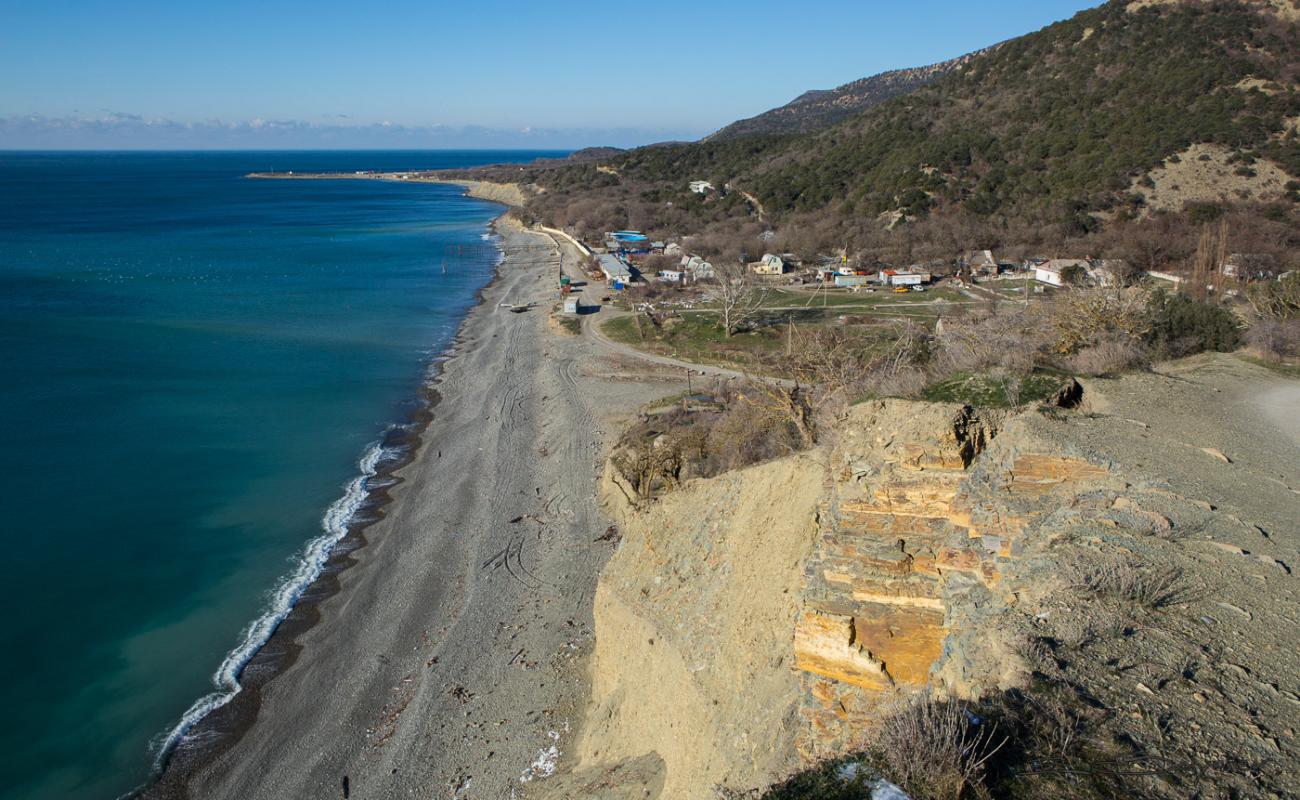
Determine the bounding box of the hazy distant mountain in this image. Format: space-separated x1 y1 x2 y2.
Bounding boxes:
706 48 996 141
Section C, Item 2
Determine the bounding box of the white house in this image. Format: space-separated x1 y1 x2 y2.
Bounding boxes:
688 180 714 194
562 297 579 314
1035 259 1089 287
658 269 685 283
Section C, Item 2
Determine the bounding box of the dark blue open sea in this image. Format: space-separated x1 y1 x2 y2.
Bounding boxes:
0 150 560 800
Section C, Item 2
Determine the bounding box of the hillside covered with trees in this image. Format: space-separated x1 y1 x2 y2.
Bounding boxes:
490 0 1300 270
704 47 996 141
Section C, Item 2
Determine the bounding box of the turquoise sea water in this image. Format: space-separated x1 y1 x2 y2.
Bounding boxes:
0 150 560 800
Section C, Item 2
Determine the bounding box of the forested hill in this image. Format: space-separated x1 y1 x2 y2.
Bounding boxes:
612 0 1300 229
706 48 995 141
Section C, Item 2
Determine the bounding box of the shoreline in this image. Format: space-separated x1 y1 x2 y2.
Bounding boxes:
140 208 515 795
140 207 683 798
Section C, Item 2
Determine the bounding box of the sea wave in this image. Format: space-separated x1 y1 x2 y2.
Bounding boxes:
150 439 391 770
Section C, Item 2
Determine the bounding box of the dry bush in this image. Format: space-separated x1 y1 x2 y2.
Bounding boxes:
1061 554 1189 609
1246 317 1300 362
865 366 930 399
610 433 685 502
875 692 1005 800
1043 288 1151 355
932 306 1038 376
712 391 806 462
1064 335 1150 376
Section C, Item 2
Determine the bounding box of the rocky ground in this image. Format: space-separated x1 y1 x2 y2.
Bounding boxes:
535 352 1300 799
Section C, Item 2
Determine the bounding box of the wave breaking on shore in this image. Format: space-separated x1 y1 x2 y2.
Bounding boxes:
149 438 392 771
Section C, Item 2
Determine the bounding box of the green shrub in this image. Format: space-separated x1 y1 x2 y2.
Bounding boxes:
1186 202 1224 225
1145 290 1241 357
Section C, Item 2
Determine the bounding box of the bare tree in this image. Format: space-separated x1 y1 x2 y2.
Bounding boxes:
1189 219 1228 301
707 260 765 337
739 324 885 448
1245 272 1300 319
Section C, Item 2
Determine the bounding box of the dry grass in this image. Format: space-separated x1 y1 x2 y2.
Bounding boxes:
1246 318 1300 363
875 692 1006 800
1065 337 1149 376
1061 554 1190 609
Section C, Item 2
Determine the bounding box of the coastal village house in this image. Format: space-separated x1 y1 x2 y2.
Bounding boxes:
598 253 633 285
966 249 998 275
1035 258 1089 287
750 253 786 276
604 230 651 255
681 255 714 280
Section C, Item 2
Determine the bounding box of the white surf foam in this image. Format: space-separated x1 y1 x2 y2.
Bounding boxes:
150 439 391 770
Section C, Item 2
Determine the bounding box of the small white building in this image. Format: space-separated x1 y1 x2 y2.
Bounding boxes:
689 180 714 194
878 269 930 287
563 297 579 314
1035 264 1064 287
658 269 685 283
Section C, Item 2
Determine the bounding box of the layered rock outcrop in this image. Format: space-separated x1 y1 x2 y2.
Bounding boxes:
793 400 1132 757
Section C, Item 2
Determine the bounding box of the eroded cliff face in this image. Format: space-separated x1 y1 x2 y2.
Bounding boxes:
539 455 823 799
542 399 1104 797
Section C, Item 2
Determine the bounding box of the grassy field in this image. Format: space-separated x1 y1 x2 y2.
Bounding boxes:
553 313 582 335
602 308 912 375
601 313 785 370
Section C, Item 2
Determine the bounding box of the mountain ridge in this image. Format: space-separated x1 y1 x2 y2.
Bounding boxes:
705 46 999 141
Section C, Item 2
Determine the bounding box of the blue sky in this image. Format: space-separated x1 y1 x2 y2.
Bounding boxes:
0 0 1100 149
